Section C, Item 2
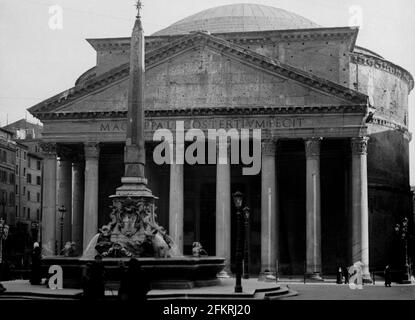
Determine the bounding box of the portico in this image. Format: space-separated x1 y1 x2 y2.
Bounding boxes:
36 103 371 278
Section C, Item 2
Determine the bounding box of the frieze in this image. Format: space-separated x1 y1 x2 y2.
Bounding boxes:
350 53 414 89
351 137 369 155
98 117 305 133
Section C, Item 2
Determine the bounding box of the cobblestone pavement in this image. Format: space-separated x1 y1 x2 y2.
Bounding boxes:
1 279 414 300
279 283 415 300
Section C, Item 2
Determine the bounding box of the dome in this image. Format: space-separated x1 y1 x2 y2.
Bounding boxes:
152 3 320 36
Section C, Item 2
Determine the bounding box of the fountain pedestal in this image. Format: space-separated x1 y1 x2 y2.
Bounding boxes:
41 256 225 289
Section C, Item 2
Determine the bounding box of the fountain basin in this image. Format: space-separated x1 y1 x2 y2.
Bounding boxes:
41 256 226 289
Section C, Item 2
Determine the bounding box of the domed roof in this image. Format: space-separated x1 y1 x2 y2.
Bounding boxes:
152 3 320 36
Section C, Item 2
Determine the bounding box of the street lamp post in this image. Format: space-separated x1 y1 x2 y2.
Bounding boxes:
232 191 244 293
58 205 66 253
243 206 250 279
395 217 411 284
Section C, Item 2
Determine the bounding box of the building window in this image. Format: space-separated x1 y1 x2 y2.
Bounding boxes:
15 185 18 194
27 191 30 201
23 207 26 217
27 173 32 184
28 158 31 168
0 190 6 205
15 205 18 217
24 152 27 160
37 160 41 170
37 192 40 202
27 208 30 219
9 173 14 184
37 209 40 220
9 192 14 206
36 176 41 185
23 186 26 195
23 168 26 176
16 164 18 174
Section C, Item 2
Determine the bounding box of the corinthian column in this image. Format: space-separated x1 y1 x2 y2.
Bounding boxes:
169 142 184 253
72 157 84 252
57 147 72 249
216 142 231 274
305 138 322 279
351 137 371 282
83 142 100 251
40 142 57 256
261 140 278 276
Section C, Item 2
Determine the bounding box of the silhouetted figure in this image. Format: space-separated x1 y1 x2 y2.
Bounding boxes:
342 266 349 284
82 255 106 300
336 267 343 284
118 258 150 302
384 265 392 287
30 242 42 285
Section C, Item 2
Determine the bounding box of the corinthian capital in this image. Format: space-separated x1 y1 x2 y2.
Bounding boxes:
84 142 100 159
304 137 322 158
261 140 276 156
351 137 369 155
39 142 57 156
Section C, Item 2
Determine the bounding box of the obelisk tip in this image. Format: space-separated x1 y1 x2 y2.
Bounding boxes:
135 0 142 19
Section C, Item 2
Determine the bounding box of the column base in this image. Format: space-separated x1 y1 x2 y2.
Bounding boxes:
305 272 324 281
258 270 277 282
362 273 372 284
217 270 231 278
404 276 415 284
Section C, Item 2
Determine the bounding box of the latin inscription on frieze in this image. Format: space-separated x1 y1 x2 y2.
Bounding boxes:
99 117 304 133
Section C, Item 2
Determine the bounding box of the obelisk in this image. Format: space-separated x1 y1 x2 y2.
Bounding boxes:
111 0 154 200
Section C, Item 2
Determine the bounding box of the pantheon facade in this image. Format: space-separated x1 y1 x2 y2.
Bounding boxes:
29 4 413 277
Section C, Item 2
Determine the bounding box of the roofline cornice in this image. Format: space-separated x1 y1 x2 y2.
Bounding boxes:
86 26 360 52
33 104 369 121
350 52 414 91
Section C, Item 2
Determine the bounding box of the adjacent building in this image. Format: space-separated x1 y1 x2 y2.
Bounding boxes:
0 119 43 267
0 128 16 225
4 119 43 243
28 4 413 278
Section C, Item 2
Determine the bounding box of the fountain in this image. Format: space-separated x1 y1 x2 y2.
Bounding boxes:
41 1 225 289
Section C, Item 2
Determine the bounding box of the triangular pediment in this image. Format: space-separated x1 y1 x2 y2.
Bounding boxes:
29 32 368 117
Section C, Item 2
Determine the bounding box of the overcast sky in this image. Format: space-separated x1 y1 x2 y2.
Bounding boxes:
0 0 414 184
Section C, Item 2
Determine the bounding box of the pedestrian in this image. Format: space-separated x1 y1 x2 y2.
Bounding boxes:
81 255 106 300
342 266 349 284
118 258 150 303
384 265 392 287
30 242 42 285
81 262 93 300
336 266 343 284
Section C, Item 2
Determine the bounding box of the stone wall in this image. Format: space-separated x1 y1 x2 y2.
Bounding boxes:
350 54 411 127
